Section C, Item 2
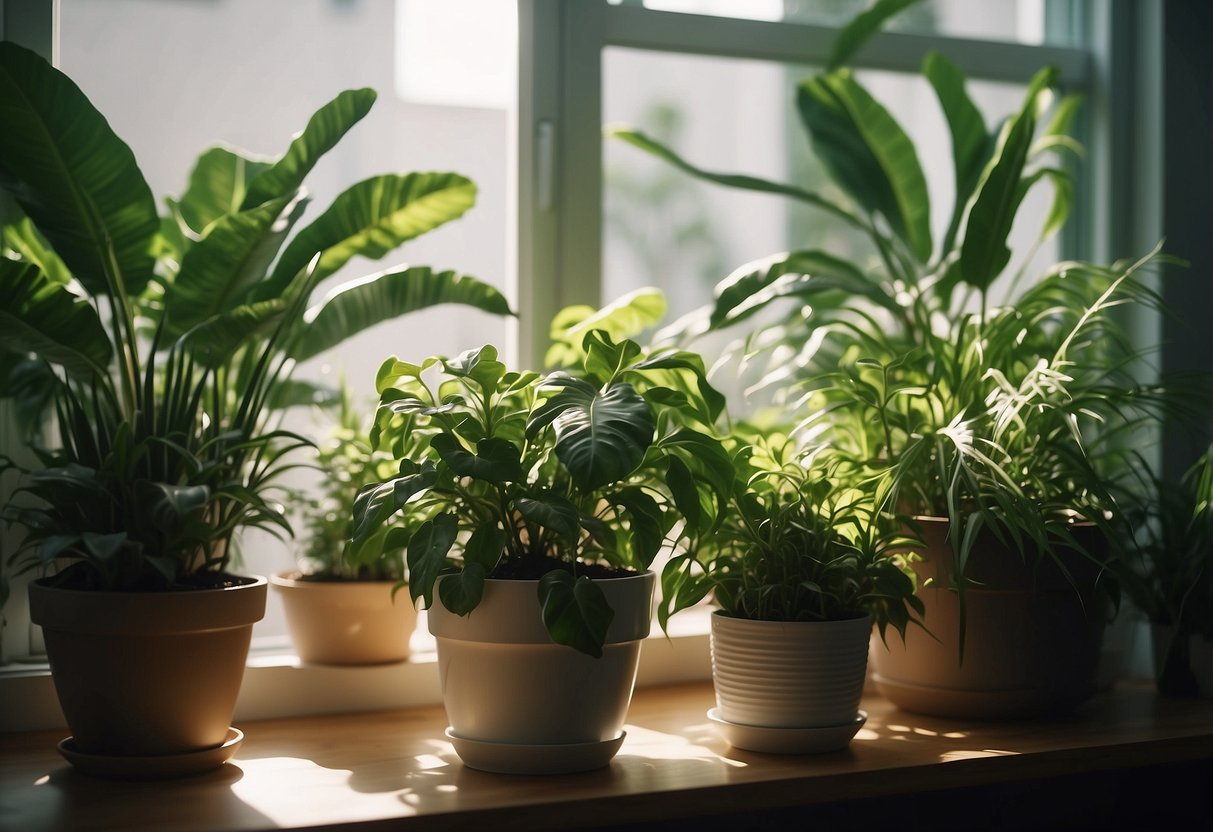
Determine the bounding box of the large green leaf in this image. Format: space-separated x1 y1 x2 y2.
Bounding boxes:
827 0 923 70
349 461 437 554
1 203 73 285
288 266 512 362
257 171 477 302
0 42 158 298
959 67 1056 291
407 512 459 608
545 288 666 369
430 434 524 484
538 571 613 657
175 145 274 236
797 71 932 262
923 51 988 257
708 249 898 329
543 380 656 492
608 126 868 231
164 192 307 339
608 485 666 568
516 495 581 541
242 88 377 210
181 299 287 368
0 258 111 379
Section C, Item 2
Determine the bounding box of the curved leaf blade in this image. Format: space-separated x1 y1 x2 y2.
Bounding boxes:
923 51 988 257
827 0 923 70
538 571 613 657
549 381 655 492
0 258 110 379
175 145 273 236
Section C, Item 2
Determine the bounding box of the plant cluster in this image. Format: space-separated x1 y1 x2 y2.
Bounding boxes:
0 42 509 591
349 333 734 656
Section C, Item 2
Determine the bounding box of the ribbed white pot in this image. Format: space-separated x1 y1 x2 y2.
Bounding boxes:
711 611 871 728
428 572 655 746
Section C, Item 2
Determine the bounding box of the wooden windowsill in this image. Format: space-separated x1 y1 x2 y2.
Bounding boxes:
3 681 1212 831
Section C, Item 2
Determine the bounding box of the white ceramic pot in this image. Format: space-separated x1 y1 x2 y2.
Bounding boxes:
710 611 871 728
428 572 654 748
271 572 417 665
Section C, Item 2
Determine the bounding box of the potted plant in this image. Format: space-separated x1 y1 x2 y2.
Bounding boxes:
0 42 508 775
611 1 1168 717
1115 446 1213 697
351 331 731 773
661 427 921 753
272 391 418 665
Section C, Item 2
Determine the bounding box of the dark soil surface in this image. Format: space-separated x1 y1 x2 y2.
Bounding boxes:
47 562 256 592
489 555 638 581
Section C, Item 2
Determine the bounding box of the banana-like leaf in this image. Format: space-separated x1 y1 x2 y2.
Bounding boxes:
242 88 377 210
709 249 898 328
827 0 923 70
258 172 477 303
1 203 73 286
0 42 158 298
0 258 111 379
181 299 287 368
797 71 932 263
959 67 1056 291
538 571 613 657
176 145 274 236
923 51 988 257
164 192 307 339
608 126 868 231
288 265 511 362
550 381 655 492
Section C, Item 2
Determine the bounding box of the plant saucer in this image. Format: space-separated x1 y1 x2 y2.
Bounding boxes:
707 709 866 755
57 727 243 779
445 728 626 775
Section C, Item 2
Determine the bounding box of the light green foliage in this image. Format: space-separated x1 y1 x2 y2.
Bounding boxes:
351 332 731 657
0 43 510 591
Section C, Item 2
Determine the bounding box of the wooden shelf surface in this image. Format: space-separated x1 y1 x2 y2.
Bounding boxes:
3 681 1212 831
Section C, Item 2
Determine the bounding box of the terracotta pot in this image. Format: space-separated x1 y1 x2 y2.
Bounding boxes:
428 573 654 752
869 518 1107 719
271 572 417 665
711 611 870 728
28 575 267 757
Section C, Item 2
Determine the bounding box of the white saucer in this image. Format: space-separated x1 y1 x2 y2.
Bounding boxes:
445 728 625 775
707 709 866 754
57 727 243 779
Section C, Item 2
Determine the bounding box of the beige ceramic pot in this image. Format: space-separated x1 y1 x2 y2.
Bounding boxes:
28 574 267 758
711 611 871 729
271 572 417 665
869 518 1106 719
428 572 654 755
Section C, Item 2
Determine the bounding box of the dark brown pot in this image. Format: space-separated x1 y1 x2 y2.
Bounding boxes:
28 575 267 757
870 518 1108 719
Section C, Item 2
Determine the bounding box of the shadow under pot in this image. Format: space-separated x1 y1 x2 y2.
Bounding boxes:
28 574 267 773
869 517 1107 720
427 571 654 775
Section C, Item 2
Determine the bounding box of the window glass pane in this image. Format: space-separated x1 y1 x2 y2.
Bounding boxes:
604 47 1062 404
631 0 1064 46
57 0 514 644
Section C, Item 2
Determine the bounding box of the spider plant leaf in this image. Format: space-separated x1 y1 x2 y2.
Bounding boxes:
242 88 377 210
175 145 274 236
287 266 512 362
256 171 476 303
797 71 932 263
608 126 868 231
0 259 111 379
923 51 988 257
538 571 613 658
164 191 307 339
548 381 655 492
826 0 923 70
0 41 158 298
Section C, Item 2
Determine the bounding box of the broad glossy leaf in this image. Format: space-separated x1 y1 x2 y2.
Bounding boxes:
430 434 524 484
545 288 666 368
461 523 506 573
0 42 158 297
0 258 110 379
608 486 666 568
658 428 734 518
827 0 922 70
164 192 307 338
797 72 932 262
288 266 512 362
242 88 377 210
665 455 701 534
538 571 614 657
923 51 988 257
582 330 642 382
438 562 486 616
959 67 1056 291
608 126 868 230
1 206 72 285
407 512 459 608
176 145 273 235
349 461 437 551
516 495 581 541
630 349 727 423
444 345 506 390
258 171 476 302
549 381 655 491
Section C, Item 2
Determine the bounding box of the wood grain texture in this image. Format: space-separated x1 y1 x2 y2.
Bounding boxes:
2 681 1211 832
